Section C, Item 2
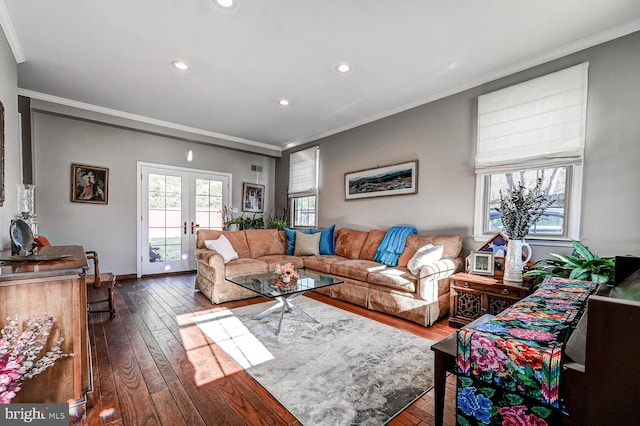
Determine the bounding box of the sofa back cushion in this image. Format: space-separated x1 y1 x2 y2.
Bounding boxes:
196 229 251 258
397 234 463 267
245 229 286 258
334 228 369 259
359 230 386 261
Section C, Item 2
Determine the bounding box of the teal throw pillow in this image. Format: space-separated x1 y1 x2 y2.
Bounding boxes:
284 228 297 255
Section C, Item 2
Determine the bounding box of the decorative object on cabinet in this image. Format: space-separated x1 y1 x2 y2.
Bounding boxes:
344 160 418 200
71 164 109 204
495 178 553 283
448 272 529 328
242 182 264 213
10 218 37 256
469 251 494 275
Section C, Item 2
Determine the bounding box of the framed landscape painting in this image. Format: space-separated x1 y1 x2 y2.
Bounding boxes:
71 164 109 204
345 160 418 200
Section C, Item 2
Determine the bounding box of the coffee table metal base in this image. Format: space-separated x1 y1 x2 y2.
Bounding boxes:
254 292 318 335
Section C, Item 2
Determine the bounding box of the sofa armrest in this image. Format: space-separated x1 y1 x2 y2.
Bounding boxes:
417 258 456 301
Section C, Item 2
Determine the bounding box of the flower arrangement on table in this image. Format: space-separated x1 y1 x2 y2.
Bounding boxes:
496 178 554 239
274 263 299 286
0 315 73 403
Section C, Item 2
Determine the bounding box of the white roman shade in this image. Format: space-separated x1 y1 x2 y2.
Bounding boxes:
475 63 589 173
288 146 318 195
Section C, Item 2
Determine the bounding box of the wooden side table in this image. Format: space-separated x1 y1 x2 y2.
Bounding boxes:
448 272 529 328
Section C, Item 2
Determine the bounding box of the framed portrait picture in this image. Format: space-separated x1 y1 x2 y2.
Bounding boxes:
345 160 418 200
242 182 264 213
470 251 494 276
71 164 109 204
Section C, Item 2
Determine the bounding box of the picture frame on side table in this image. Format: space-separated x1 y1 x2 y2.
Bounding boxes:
494 256 505 278
242 182 264 213
71 164 109 204
344 160 418 200
470 251 494 276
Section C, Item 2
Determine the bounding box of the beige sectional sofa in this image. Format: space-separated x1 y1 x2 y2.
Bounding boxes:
195 227 463 326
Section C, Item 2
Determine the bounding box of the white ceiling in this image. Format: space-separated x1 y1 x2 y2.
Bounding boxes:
3 0 640 153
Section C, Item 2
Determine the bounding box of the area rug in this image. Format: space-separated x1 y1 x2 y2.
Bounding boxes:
192 296 435 425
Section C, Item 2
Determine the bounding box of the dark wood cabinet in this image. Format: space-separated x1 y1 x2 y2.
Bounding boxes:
448 272 529 328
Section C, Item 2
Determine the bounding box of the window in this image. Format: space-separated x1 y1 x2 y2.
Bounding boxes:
485 167 569 237
474 63 588 241
288 146 319 227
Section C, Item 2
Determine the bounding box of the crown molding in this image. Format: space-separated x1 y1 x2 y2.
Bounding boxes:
0 0 25 63
283 19 640 150
18 89 282 154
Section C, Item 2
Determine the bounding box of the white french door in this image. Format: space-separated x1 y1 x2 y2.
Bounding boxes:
139 163 231 276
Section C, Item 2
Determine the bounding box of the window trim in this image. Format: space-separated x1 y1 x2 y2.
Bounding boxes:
473 164 582 243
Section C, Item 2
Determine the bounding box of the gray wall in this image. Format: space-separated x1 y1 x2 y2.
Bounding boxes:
278 31 640 260
0 32 23 250
32 111 276 275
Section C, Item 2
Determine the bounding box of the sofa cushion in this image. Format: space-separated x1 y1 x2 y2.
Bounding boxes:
397 234 462 267
257 255 304 270
284 228 297 255
368 267 417 293
359 230 386 261
304 255 347 274
330 259 386 282
196 229 224 249
223 231 252 259
294 231 321 256
225 258 269 277
307 225 336 255
407 244 444 275
204 235 239 263
334 228 369 259
245 229 286 258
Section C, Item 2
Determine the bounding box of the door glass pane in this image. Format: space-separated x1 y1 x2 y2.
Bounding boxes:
194 178 224 230
148 173 182 262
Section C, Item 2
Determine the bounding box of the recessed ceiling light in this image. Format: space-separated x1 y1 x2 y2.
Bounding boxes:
278 99 290 106
335 63 352 73
172 60 189 71
214 0 236 9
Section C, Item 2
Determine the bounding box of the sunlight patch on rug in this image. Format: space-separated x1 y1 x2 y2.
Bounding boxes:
192 309 274 369
195 296 435 425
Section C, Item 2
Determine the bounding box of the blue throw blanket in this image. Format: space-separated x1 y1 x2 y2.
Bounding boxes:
374 226 417 266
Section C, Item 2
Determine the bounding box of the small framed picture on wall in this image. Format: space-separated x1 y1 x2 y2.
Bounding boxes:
71 164 109 204
242 182 264 213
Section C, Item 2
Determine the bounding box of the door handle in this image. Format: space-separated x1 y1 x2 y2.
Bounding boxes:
191 222 199 234
183 222 187 234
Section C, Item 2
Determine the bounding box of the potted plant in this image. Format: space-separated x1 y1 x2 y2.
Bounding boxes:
496 178 554 283
524 240 615 286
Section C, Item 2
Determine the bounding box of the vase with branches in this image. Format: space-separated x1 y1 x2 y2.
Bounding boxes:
496 178 554 283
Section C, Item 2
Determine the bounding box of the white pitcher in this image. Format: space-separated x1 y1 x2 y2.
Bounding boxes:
503 239 532 284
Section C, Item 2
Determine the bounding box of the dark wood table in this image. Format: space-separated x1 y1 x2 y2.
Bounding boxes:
430 314 494 426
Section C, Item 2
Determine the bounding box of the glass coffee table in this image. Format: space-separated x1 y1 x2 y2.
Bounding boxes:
226 270 344 335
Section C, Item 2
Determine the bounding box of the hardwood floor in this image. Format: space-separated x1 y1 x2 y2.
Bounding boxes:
82 274 458 426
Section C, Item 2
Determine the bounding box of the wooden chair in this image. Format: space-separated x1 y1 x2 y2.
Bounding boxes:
85 250 117 318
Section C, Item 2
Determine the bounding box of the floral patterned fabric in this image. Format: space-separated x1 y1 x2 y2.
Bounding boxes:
456 277 597 425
